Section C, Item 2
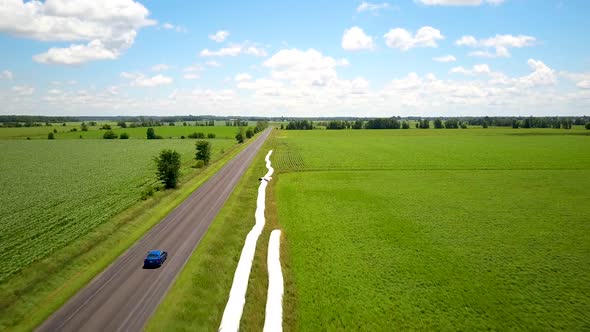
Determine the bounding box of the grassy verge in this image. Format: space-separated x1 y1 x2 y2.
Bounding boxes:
147 135 273 331
0 138 255 332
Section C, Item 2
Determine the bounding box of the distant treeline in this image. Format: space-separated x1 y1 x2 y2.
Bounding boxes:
285 116 590 130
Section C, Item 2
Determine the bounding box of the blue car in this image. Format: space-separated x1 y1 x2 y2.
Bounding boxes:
143 250 168 268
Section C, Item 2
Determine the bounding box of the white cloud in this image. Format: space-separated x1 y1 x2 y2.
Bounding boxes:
235 73 252 82
433 55 456 62
12 86 34 96
0 0 155 65
206 60 222 67
417 0 505 6
121 72 173 87
384 26 443 51
200 42 267 57
1 70 13 80
342 26 375 51
456 34 535 58
450 63 491 75
518 59 555 87
184 64 203 73
209 30 230 43
34 40 119 65
162 23 186 33
559 71 590 89
357 1 390 13
183 74 200 80
151 64 170 72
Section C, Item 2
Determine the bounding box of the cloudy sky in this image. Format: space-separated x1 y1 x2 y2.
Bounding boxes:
0 0 589 117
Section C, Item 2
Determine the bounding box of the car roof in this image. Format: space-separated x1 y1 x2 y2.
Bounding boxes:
148 250 162 254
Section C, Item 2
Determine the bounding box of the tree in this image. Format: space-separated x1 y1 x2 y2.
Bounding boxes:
147 127 156 139
155 149 181 188
53 128 58 133
246 128 254 138
585 122 590 130
195 140 211 164
103 130 118 139
512 120 520 128
120 132 130 139
100 124 112 130
48 132 55 139
81 122 88 131
236 128 245 143
117 121 127 128
402 121 410 129
482 121 489 128
433 118 443 129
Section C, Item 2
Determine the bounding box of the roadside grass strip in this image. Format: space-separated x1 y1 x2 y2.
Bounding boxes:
219 150 274 331
263 229 284 332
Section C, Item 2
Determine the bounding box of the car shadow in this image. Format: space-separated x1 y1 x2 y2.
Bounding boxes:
142 265 162 269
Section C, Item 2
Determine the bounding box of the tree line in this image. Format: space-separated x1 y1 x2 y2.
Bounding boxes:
284 116 590 130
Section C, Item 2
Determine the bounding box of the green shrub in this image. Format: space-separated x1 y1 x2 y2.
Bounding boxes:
585 122 590 130
188 132 205 139
207 133 216 139
147 128 156 139
48 132 55 140
140 187 155 200
103 130 118 139
194 160 205 168
119 132 129 139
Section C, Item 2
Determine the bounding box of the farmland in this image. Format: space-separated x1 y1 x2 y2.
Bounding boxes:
0 123 246 140
272 128 590 330
0 138 234 282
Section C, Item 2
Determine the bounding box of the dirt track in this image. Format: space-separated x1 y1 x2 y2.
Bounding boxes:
36 129 271 332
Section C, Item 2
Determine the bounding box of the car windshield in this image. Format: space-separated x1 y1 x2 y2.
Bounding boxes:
147 253 159 259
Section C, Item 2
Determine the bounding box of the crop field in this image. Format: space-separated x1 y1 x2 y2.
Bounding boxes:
0 138 234 281
272 128 590 330
0 123 246 140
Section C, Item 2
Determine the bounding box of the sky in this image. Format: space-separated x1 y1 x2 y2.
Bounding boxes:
0 0 589 117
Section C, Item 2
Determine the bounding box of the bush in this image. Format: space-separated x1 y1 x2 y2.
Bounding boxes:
181 135 186 139
48 132 55 139
207 133 216 139
188 132 205 139
70 128 77 132
585 122 590 130
461 123 468 129
195 140 211 164
402 121 410 129
236 132 244 143
117 121 127 128
120 132 129 139
194 160 205 168
147 127 156 139
81 123 88 131
140 187 155 200
155 149 181 188
246 128 254 138
53 128 58 133
483 122 489 128
103 130 118 139
100 124 112 130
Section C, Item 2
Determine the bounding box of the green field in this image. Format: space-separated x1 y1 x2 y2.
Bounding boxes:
0 123 245 140
272 128 590 330
0 138 234 281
